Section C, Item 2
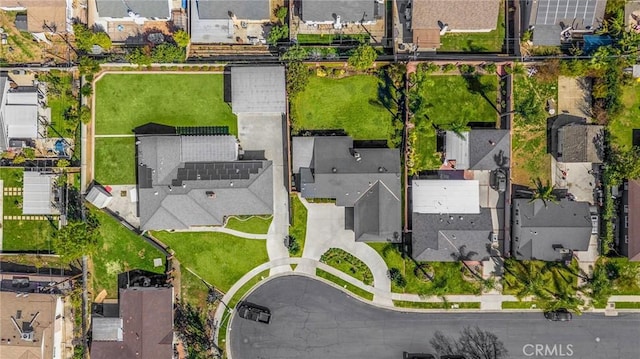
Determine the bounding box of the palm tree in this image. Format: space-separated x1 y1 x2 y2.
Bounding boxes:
529 177 558 207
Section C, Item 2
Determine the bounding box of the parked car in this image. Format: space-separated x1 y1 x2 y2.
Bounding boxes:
237 302 271 324
544 308 572 321
403 353 435 359
491 169 507 192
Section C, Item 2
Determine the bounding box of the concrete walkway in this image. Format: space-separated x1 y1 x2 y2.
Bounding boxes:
296 195 393 305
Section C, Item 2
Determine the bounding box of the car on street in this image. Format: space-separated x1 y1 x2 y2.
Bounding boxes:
544 308 572 321
237 302 271 324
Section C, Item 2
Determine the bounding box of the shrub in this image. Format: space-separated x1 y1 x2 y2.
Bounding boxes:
347 44 377 70
316 67 327 77
442 63 457 73
483 63 497 74
459 64 476 74
285 235 300 255
388 268 407 288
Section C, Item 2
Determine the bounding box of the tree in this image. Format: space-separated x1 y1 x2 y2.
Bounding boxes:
57 159 71 168
126 48 152 66
347 44 377 70
529 177 558 207
22 148 35 160
78 56 101 76
281 44 308 61
174 301 213 358
387 268 406 288
605 146 640 186
151 43 186 63
72 23 111 52
53 220 99 261
275 6 288 24
430 327 508 359
79 105 92 124
268 25 289 45
80 83 93 97
173 29 190 48
286 61 309 97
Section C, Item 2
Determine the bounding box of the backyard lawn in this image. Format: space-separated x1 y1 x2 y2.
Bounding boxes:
609 83 640 149
224 215 272 235
0 167 24 187
511 74 556 186
412 75 498 172
94 137 136 185
94 74 237 135
2 220 56 251
92 209 166 298
291 75 395 142
368 243 481 294
153 231 269 292
438 3 505 53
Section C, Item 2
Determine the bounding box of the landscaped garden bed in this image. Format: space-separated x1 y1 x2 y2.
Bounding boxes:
393 300 481 309
288 195 307 257
320 248 374 285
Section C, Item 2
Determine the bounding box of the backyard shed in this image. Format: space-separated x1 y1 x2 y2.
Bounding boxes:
86 184 113 209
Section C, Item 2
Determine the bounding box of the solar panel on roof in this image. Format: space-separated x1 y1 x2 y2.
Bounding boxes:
535 0 601 27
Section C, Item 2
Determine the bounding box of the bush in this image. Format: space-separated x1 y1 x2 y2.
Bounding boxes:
23 148 35 160
459 64 475 74
316 67 327 77
442 63 457 73
347 44 377 70
483 63 497 74
286 61 310 97
173 29 190 48
268 25 289 45
281 45 308 61
388 268 407 288
418 62 439 74
285 235 300 255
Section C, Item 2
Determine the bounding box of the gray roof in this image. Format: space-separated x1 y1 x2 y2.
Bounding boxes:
511 198 592 261
231 66 286 113
531 0 606 45
95 0 171 19
194 0 270 20
412 208 494 261
445 130 510 170
557 124 604 163
23 172 57 215
86 185 113 209
300 0 378 23
293 136 401 242
532 24 562 46
137 132 273 230
92 317 123 341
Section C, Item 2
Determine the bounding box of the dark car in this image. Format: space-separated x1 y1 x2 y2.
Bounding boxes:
491 169 507 192
237 302 271 324
544 308 572 321
403 353 436 359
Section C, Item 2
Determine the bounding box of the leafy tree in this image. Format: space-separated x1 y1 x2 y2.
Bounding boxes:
442 63 457 73
151 43 186 63
605 146 640 186
275 6 288 24
79 105 92 124
53 220 99 261
93 32 112 50
286 61 309 97
126 48 152 66
483 63 497 74
268 25 289 44
347 44 377 70
73 23 111 52
281 44 308 61
57 159 71 168
23 148 35 160
173 29 190 48
78 56 101 76
80 83 93 97
530 177 558 207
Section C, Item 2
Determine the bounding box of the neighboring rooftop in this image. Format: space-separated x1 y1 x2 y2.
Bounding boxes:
1 0 68 33
412 180 480 214
193 0 270 20
231 66 286 114
299 0 379 23
512 198 592 261
86 183 113 209
0 77 39 150
95 0 171 19
0 291 63 359
23 172 59 215
550 114 604 163
136 126 273 231
411 0 500 31
293 136 401 242
530 0 606 45
91 286 174 359
444 129 510 170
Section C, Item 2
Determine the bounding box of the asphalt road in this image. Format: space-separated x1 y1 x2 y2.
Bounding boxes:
229 276 640 359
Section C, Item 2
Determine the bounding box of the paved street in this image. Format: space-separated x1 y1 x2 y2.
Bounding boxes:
230 276 640 359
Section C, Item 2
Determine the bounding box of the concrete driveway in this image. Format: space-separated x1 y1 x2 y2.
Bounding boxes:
237 113 290 273
297 198 392 304
230 276 640 359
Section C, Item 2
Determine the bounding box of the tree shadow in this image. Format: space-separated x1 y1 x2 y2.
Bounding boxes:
463 74 500 115
464 40 489 53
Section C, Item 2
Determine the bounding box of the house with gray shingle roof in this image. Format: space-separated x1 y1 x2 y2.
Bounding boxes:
190 0 271 44
292 136 401 242
443 129 510 170
135 124 273 231
550 115 604 163
511 198 592 261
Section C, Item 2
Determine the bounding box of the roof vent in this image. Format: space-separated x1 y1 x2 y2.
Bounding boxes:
206 191 216 199
332 167 337 173
378 167 385 172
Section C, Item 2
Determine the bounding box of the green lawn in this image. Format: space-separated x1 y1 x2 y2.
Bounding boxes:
153 231 268 292
2 220 56 251
512 73 556 186
291 75 395 142
368 243 481 295
502 301 539 309
94 137 136 185
224 216 272 235
94 74 237 135
0 167 24 187
614 302 640 309
412 75 498 172
92 210 166 298
609 83 640 149
439 3 505 52
46 72 76 138
502 260 579 297
3 196 22 216
296 33 369 45
596 257 640 295
289 195 307 257
393 300 481 309
179 264 210 306
316 269 374 300
320 248 374 285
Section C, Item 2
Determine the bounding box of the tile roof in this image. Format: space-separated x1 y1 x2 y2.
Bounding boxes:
411 0 500 31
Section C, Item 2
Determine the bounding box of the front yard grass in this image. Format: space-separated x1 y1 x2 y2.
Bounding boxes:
94 74 237 135
2 220 55 251
224 216 272 235
502 301 539 309
320 248 374 285
92 209 166 298
316 269 374 300
609 82 640 149
511 73 556 185
393 300 481 309
94 137 136 185
412 75 499 172
288 195 307 257
368 243 481 295
438 2 505 52
502 259 579 298
290 75 395 142
153 231 268 293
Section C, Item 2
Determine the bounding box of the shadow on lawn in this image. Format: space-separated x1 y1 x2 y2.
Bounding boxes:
463 74 500 115
372 65 407 147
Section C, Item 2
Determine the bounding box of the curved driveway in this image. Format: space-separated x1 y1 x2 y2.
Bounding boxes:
230 276 640 359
